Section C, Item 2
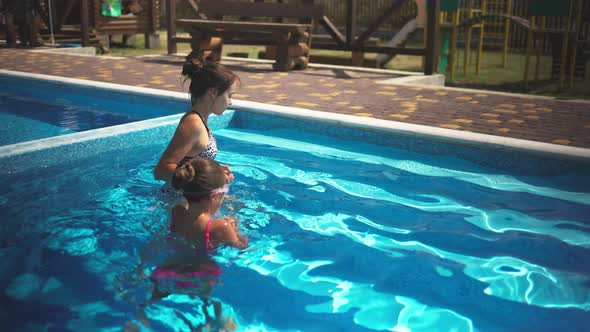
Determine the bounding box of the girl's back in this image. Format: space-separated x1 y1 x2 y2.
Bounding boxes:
169 157 248 250
171 203 209 247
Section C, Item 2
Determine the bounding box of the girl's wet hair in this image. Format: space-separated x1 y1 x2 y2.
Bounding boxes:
181 51 239 101
172 157 226 200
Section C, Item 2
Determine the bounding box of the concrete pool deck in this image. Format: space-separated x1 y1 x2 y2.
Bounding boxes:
1 48 589 150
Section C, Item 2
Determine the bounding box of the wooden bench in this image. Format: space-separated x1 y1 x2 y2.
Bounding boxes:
176 0 324 71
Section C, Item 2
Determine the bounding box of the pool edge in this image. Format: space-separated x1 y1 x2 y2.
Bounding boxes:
0 114 183 158
2 69 589 161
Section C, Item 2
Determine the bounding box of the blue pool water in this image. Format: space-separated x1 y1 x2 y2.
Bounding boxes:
1 74 590 332
0 93 138 145
0 75 186 145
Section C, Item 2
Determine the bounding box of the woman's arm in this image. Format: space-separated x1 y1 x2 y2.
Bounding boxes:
220 164 235 183
154 116 206 182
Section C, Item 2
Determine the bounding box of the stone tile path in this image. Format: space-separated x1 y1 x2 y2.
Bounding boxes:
1 48 589 148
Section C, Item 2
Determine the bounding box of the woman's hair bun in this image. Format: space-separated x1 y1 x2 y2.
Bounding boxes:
182 51 205 77
171 162 196 190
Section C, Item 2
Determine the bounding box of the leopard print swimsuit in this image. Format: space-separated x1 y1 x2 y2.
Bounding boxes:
181 112 218 164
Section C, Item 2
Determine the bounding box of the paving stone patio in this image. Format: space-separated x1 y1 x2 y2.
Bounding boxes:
1 48 589 148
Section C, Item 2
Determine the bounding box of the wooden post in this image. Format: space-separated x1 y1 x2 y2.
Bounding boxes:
300 0 315 66
569 0 583 88
415 0 426 28
476 0 486 75
502 0 513 68
535 17 546 81
58 0 77 32
559 0 575 89
347 0 363 66
464 0 473 75
80 0 89 46
167 0 177 54
49 0 58 32
449 12 459 81
424 0 439 75
273 32 291 71
523 16 534 84
346 0 357 44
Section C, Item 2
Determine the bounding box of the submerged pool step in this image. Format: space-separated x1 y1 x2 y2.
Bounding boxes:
0 114 183 158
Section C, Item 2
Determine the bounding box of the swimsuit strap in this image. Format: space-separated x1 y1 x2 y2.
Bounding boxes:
205 218 214 250
192 110 210 134
180 110 217 161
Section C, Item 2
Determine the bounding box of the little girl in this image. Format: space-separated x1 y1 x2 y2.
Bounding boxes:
169 156 247 250
151 156 248 291
146 157 246 330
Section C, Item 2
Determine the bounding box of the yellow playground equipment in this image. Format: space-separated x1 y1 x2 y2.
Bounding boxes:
416 0 585 87
523 0 578 88
569 0 590 87
460 0 487 76
483 0 513 68
439 0 515 81
439 0 488 81
438 0 462 81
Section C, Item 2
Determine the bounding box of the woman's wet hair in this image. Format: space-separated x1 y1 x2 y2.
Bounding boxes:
181 51 239 101
171 157 226 200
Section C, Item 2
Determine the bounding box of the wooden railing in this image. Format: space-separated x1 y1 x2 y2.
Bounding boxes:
316 0 417 36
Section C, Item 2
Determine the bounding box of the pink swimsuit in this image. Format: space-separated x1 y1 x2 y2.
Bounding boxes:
150 218 221 293
205 217 214 251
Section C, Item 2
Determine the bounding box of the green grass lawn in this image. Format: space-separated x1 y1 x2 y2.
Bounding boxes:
105 32 590 99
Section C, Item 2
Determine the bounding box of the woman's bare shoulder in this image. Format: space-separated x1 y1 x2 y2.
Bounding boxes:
179 113 205 132
172 114 208 152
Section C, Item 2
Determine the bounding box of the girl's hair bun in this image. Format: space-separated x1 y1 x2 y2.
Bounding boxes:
171 157 227 200
171 162 196 190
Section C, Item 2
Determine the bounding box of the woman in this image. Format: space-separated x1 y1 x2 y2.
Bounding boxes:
154 52 239 184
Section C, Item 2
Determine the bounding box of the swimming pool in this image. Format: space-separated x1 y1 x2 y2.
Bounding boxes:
0 74 185 145
1 71 589 332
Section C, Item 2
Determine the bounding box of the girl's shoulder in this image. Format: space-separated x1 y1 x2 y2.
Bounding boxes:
209 217 235 237
209 217 248 249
